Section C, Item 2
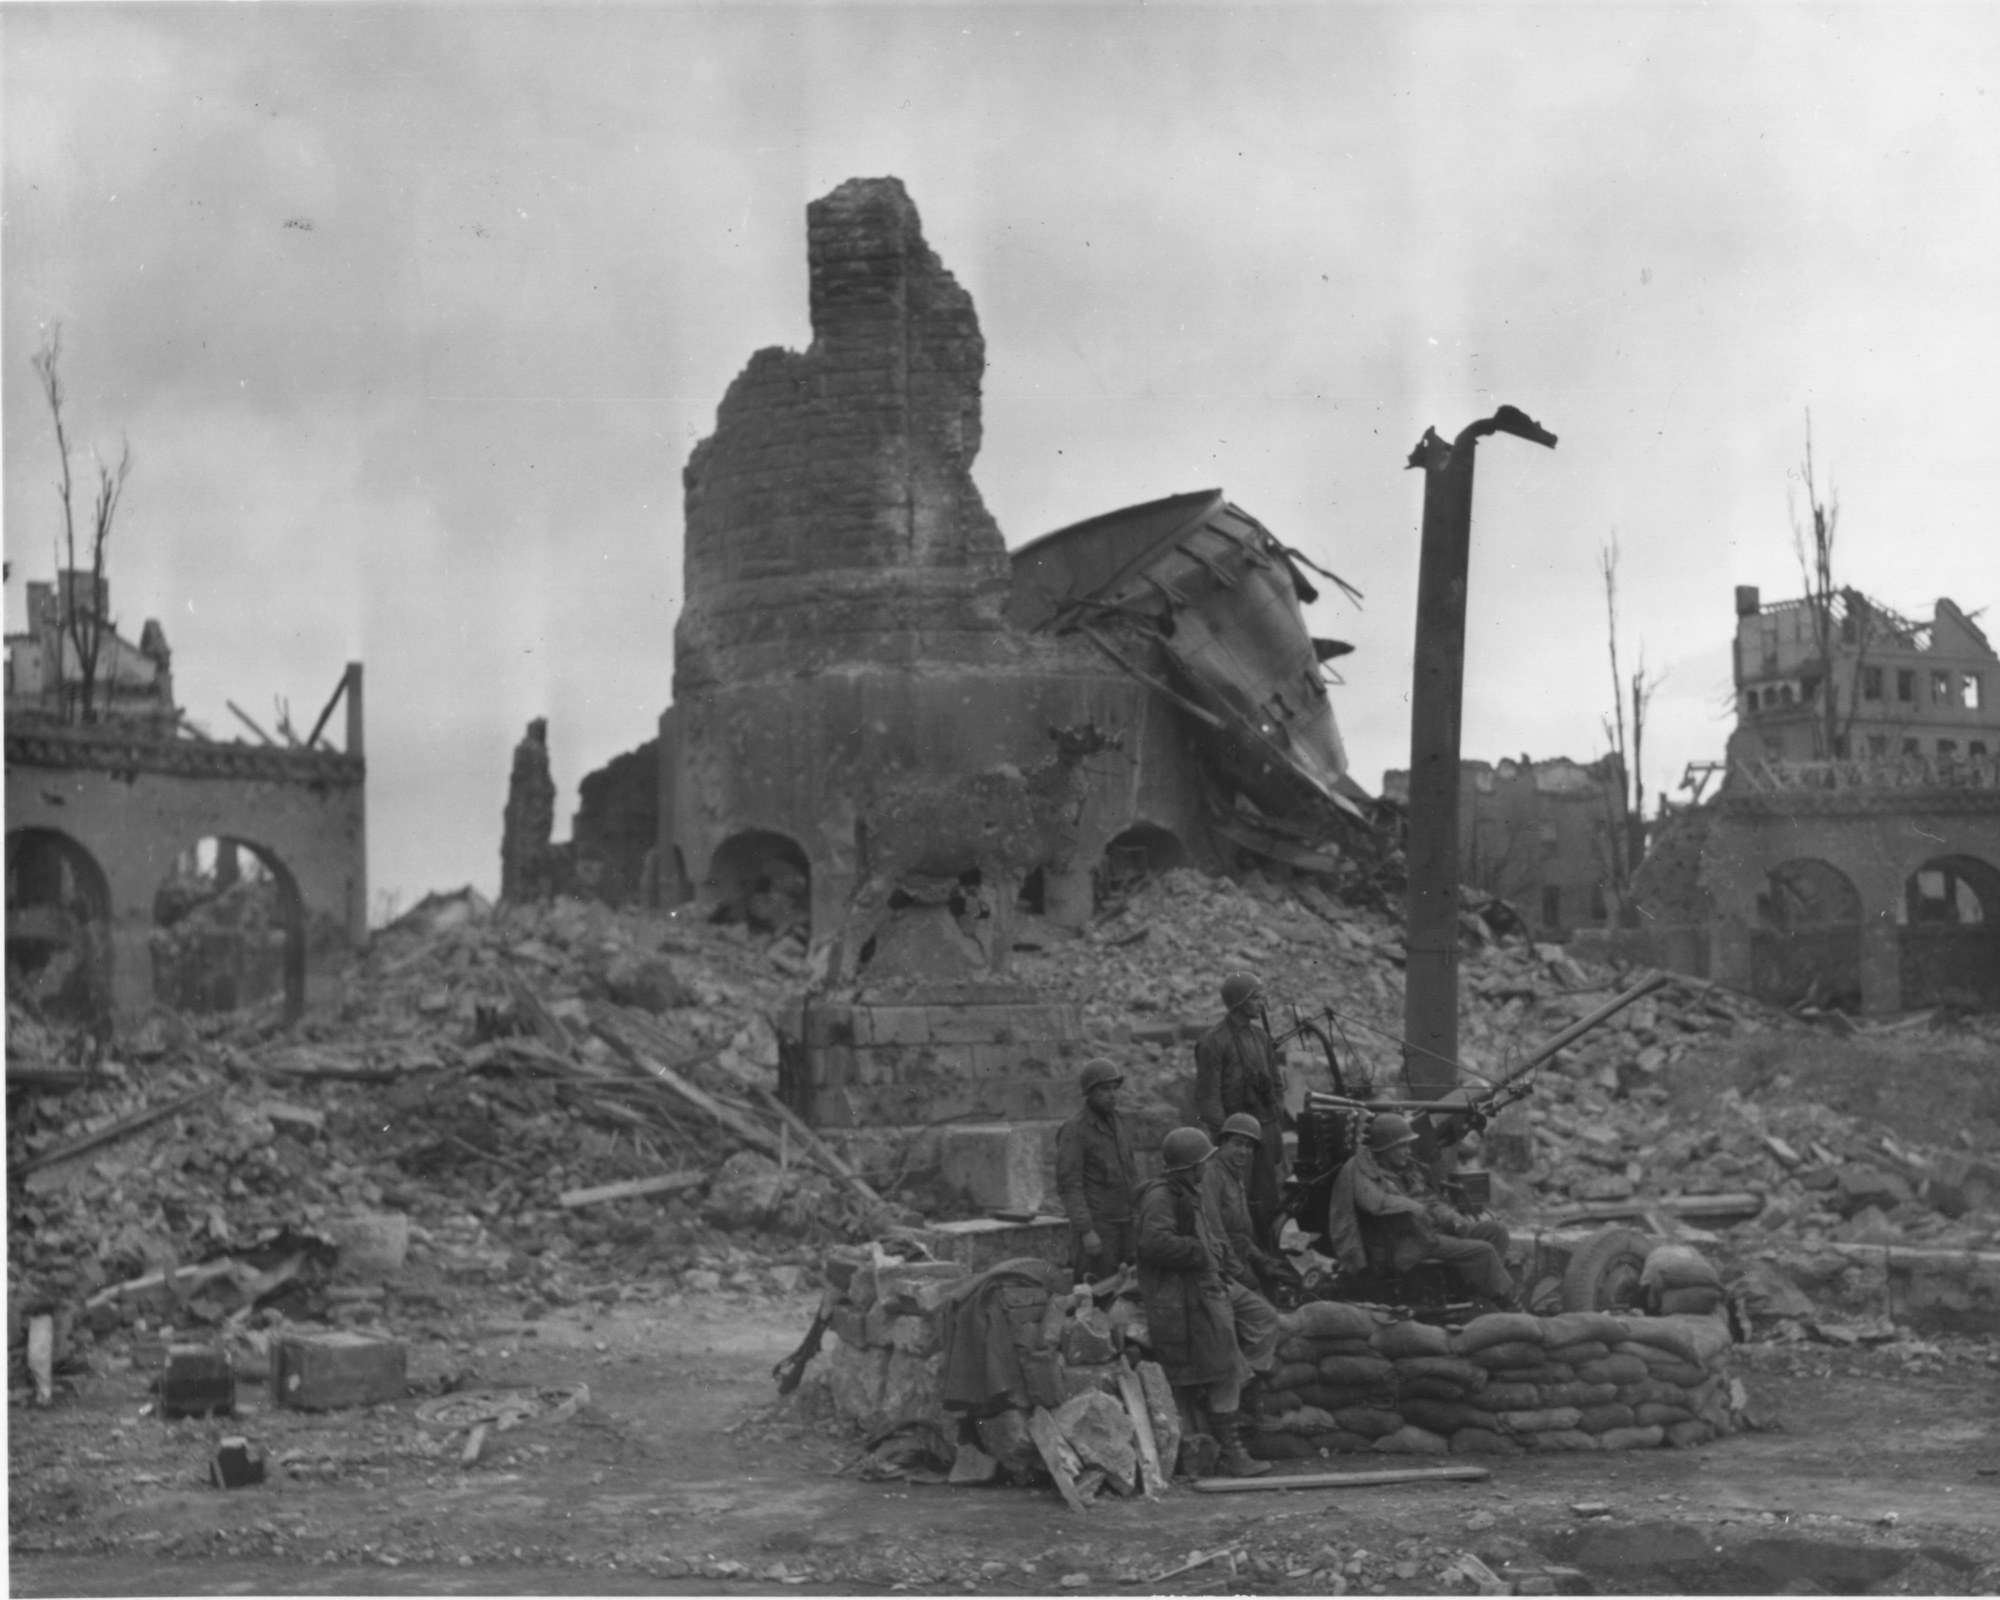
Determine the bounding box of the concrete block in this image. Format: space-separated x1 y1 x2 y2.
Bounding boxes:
323 1213 409 1281
941 1123 1046 1213
273 1331 406 1410
873 1259 968 1315
161 1345 235 1419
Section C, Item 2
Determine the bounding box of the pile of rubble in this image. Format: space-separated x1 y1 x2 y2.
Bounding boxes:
5 892 884 1392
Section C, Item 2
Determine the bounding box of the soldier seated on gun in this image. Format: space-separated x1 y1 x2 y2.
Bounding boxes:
1135 1127 1280 1478
1328 1113 1517 1308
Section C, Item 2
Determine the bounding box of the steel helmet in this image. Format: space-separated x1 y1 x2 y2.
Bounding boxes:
1078 1058 1124 1094
1161 1126 1217 1172
1367 1112 1419 1153
1220 972 1263 1011
1220 1112 1264 1145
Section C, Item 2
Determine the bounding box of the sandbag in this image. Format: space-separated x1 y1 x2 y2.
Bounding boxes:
1663 1313 1733 1365
1479 1381 1543 1410
1373 1319 1453 1360
1659 1286 1725 1317
1665 1419 1717 1449
1620 1377 1697 1409
1287 1301 1384 1343
1271 1361 1320 1392
1598 1424 1666 1451
1576 1354 1651 1386
1537 1311 1630 1347
1298 1383 1395 1414
1394 1356 1488 1392
1333 1406 1404 1439
1543 1341 1613 1366
1246 1431 1316 1460
1643 1359 1711 1389
1318 1355 1397 1388
1616 1319 1700 1363
1453 1313 1547 1355
1400 1375 1480 1402
1450 1426 1524 1456
1308 1429 1375 1454
1526 1429 1601 1451
1260 1404 1338 1436
1373 1425 1449 1456
1253 1386 1300 1417
1398 1398 1500 1436
1469 1341 1548 1372
1541 1382 1620 1410
1277 1334 1379 1364
1501 1406 1583 1433
1641 1244 1720 1292
1576 1403 1636 1434
1635 1401 1695 1428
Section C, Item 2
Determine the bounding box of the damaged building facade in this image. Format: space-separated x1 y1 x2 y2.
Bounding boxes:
5 581 368 1027
643 177 1362 1152
1610 588 2000 1013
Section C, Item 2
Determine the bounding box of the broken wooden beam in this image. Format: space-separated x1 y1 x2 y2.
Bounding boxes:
558 1171 705 1209
1544 1191 1765 1228
1114 1364 1165 1501
1025 1405 1090 1513
750 1082 884 1208
13 1084 221 1177
1192 1464 1491 1494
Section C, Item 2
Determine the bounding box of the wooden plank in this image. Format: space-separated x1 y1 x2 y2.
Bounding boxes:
1026 1405 1090 1513
558 1171 704 1209
1192 1464 1491 1495
1115 1364 1165 1501
27 1315 54 1404
750 1083 885 1207
1137 1360 1183 1481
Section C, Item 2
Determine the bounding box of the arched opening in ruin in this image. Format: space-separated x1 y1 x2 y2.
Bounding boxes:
1751 856 1862 1011
1900 854 2000 1009
151 836 306 1023
6 828 114 1029
706 831 811 938
1095 823 1189 905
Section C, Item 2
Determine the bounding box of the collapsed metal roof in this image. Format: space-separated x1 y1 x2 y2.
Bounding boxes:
1007 488 1364 828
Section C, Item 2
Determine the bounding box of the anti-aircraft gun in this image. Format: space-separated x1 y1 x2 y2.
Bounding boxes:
1270 969 1674 1321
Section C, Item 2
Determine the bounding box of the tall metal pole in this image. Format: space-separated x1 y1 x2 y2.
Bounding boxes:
1401 406 1556 1100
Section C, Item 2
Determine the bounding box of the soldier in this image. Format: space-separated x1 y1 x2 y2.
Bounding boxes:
1134 1126 1279 1478
1193 971 1288 1241
1327 1113 1516 1307
1053 1058 1138 1282
1208 1112 1288 1299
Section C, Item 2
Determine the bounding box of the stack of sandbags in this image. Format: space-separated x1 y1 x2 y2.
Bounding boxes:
1247 1305 1738 1463
1642 1244 1726 1316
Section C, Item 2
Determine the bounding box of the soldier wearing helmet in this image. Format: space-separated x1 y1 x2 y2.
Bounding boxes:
1206 1112 1287 1298
1193 971 1288 1242
1324 1111 1516 1307
1133 1126 1279 1478
1054 1058 1138 1282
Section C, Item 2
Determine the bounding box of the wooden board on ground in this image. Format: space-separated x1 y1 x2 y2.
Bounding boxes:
1136 1361 1183 1484
1115 1365 1165 1500
1026 1405 1090 1513
1192 1464 1491 1494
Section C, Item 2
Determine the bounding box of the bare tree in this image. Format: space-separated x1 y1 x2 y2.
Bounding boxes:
1790 412 1854 760
1598 534 1667 904
31 326 131 725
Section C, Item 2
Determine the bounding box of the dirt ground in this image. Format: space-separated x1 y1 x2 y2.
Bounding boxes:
10 1284 1999 1598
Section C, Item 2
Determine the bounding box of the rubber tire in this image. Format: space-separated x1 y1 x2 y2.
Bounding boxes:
1560 1226 1652 1313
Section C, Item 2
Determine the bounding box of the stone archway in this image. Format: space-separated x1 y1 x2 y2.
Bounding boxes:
1901 854 2000 1009
1097 822 1190 902
1751 857 1863 1011
150 835 307 1023
6 827 114 1029
706 830 812 938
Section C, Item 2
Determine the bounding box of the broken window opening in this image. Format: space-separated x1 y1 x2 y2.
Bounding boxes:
1964 672 1985 711
1932 669 1954 706
1898 669 1916 704
151 835 306 1022
6 827 114 1031
1862 666 1884 701
1540 885 1561 928
1094 823 1188 907
706 831 811 938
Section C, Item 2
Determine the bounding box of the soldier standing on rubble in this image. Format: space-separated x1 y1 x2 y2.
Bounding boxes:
1054 1059 1138 1282
1194 972 1288 1243
1136 1126 1277 1478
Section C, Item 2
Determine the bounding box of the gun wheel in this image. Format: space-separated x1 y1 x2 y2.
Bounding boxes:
1560 1226 1651 1313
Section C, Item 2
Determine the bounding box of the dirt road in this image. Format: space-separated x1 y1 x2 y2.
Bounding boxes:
10 1289 1999 1596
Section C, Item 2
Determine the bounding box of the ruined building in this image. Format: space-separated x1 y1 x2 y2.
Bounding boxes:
5 576 367 1027
1380 754 1627 936
1612 586 2000 1013
652 177 1359 1150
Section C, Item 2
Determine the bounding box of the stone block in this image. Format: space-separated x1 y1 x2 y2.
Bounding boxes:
863 1304 897 1347
1054 1390 1138 1495
941 1123 1046 1213
948 1442 1000 1485
976 1408 1044 1480
914 1217 1073 1277
888 1314 940 1357
873 1259 968 1315
1060 1361 1124 1400
1061 1306 1119 1366
828 1341 891 1428
829 1306 867 1348
1020 1348 1065 1409
323 1212 410 1281
880 1351 944 1428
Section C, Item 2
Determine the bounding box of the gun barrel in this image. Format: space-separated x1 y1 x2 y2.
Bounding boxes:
1418 968 1672 1122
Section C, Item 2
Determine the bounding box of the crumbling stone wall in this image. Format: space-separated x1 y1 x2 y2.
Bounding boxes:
501 719 558 904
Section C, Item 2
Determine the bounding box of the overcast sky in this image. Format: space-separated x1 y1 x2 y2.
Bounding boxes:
8 3 1998 917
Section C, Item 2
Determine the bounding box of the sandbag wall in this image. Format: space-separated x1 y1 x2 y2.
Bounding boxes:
1249 1304 1739 1463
